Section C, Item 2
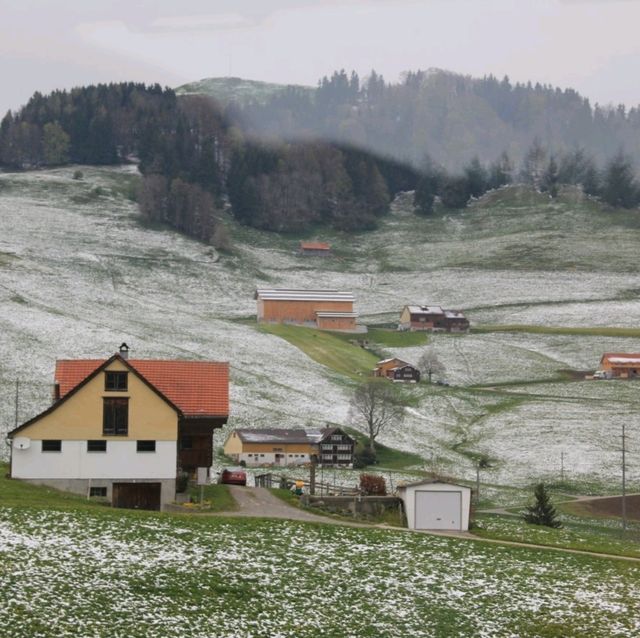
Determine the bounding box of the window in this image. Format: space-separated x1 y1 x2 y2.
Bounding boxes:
87 440 107 452
42 440 61 452
103 398 128 435
136 440 156 453
105 371 128 391
89 487 107 497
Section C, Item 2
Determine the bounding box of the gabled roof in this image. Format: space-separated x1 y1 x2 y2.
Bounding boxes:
376 357 409 367
55 358 229 417
255 288 354 302
10 354 229 437
601 352 640 364
300 241 331 251
405 305 444 315
397 479 471 491
315 311 358 318
232 427 352 445
444 310 467 319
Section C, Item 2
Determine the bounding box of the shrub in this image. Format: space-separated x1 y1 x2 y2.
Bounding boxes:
353 446 378 469
72 170 83 180
360 473 386 495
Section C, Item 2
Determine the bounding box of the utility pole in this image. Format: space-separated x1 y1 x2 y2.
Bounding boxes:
14 379 19 428
622 422 627 532
560 451 565 483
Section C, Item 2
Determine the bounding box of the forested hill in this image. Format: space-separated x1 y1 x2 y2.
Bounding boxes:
0 83 419 239
181 69 640 171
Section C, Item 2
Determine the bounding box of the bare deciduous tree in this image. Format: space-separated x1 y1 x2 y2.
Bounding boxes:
349 379 405 458
417 347 445 383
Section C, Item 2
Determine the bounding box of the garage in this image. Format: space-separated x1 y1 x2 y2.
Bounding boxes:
398 480 471 531
112 482 162 511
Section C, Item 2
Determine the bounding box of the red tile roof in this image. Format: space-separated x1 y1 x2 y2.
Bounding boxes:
300 241 331 251
55 358 229 417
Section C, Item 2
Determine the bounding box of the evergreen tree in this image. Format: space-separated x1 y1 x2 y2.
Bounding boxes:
463 156 488 198
522 483 562 528
541 155 559 197
601 151 639 208
440 176 470 209
487 151 513 190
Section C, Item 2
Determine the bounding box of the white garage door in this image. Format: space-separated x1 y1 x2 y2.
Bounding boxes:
414 490 461 530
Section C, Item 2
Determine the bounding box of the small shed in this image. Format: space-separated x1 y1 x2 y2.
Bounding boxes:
397 480 471 531
300 241 331 257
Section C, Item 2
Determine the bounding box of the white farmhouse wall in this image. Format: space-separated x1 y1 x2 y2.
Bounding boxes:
399 482 471 531
240 452 311 466
11 440 176 480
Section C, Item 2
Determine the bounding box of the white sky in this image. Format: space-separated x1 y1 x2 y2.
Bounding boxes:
2 0 640 115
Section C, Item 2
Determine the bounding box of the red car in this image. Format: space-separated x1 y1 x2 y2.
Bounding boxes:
219 467 247 486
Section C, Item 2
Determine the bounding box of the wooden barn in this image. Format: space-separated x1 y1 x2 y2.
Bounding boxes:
399 305 469 333
255 288 358 331
299 241 331 257
374 358 421 383
599 353 640 378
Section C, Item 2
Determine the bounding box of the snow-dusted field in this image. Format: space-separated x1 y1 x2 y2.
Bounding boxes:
1 507 639 638
1 167 639 490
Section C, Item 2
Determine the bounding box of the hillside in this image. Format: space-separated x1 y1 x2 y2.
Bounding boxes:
182 70 640 170
1 167 640 496
175 76 313 104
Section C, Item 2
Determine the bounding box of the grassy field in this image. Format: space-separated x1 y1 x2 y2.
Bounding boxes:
2 503 640 637
474 513 640 559
475 325 640 338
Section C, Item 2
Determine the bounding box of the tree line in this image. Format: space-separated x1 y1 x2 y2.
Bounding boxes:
232 68 640 171
413 143 640 214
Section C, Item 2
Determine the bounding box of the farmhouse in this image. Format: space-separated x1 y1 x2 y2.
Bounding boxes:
398 480 472 531
399 305 470 332
8 344 229 511
299 241 331 257
373 358 421 383
224 427 355 467
599 353 640 378
255 288 358 331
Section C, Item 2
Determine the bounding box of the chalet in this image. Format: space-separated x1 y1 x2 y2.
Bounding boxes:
299 241 331 257
8 344 229 511
224 427 355 467
399 305 469 333
374 358 421 383
255 288 358 332
599 353 640 379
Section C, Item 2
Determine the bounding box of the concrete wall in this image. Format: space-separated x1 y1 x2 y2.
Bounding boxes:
304 495 402 518
11 440 177 480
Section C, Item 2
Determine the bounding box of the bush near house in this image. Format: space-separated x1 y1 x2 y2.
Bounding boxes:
360 473 387 495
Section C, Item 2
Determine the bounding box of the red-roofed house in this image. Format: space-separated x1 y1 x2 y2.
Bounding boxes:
8 344 229 510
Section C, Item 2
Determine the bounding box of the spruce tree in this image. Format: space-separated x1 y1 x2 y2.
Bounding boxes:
601 151 639 209
522 482 562 528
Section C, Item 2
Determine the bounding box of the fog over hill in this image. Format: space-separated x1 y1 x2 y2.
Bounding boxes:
178 69 640 170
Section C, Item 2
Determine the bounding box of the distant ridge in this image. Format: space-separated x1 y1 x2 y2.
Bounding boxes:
175 76 313 105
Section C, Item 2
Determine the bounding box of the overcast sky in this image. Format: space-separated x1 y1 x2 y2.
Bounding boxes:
2 0 640 115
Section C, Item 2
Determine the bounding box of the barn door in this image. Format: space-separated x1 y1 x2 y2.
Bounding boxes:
112 482 161 511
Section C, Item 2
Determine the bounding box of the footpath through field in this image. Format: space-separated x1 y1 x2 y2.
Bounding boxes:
219 487 640 563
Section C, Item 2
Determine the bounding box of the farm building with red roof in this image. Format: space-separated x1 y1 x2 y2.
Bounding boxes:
8 343 229 511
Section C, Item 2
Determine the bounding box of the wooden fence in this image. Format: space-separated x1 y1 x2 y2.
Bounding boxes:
254 473 359 496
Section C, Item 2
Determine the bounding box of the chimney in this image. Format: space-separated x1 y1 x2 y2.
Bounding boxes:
119 342 130 360
52 382 60 403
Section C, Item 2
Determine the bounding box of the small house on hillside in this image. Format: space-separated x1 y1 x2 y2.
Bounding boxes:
255 288 359 332
398 480 471 531
599 353 640 378
399 305 469 333
224 427 355 467
299 241 331 257
374 358 421 383
7 344 230 511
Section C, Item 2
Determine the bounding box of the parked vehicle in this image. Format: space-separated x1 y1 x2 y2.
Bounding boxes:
593 370 608 380
219 467 247 486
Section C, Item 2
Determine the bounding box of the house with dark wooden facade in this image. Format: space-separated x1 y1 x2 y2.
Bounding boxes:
299 241 331 257
599 353 640 379
255 288 358 332
8 344 229 511
224 427 355 467
374 358 421 383
399 305 470 333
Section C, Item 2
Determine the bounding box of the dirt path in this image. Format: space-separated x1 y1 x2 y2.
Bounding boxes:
214 487 640 563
